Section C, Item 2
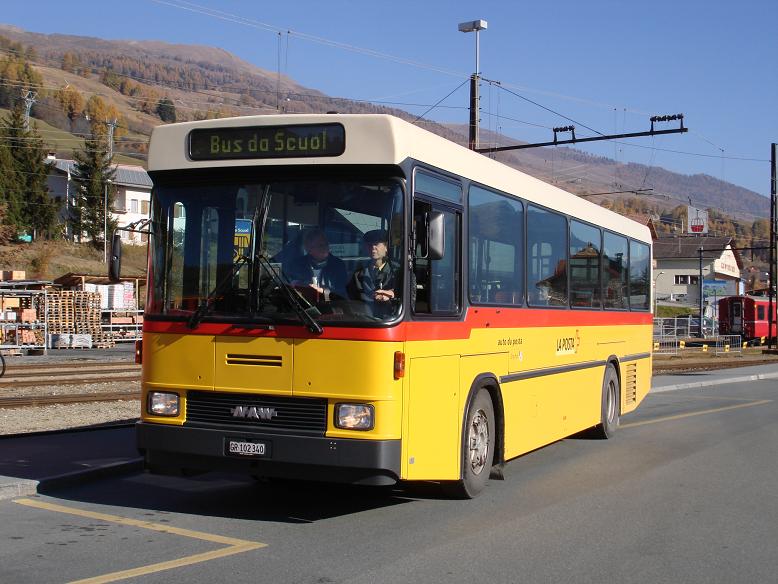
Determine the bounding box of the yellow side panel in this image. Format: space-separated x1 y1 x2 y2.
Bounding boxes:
213 336 294 395
404 355 460 481
502 367 602 460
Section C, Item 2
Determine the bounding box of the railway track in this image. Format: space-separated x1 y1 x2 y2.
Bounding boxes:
1 361 141 388
0 391 140 409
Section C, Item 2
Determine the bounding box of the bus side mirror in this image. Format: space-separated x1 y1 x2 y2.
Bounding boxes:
109 232 122 282
426 211 445 261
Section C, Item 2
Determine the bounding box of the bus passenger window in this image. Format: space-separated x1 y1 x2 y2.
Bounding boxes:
527 206 567 307
469 186 523 305
569 221 601 308
629 241 650 310
603 232 629 310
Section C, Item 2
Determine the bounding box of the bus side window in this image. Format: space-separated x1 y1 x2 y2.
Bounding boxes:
527 205 568 307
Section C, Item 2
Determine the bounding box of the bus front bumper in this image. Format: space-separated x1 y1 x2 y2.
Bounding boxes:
136 421 402 486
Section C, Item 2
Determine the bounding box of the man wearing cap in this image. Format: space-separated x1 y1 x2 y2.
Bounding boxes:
348 229 400 317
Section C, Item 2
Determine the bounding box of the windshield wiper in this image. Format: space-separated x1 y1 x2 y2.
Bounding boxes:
255 253 323 334
188 254 250 329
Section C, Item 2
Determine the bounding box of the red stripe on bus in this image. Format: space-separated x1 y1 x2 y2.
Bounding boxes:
143 308 652 342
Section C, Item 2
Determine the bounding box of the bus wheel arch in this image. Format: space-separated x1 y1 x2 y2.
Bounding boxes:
447 374 503 498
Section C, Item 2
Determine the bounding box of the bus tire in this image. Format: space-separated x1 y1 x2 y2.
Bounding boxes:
593 364 620 439
447 388 495 499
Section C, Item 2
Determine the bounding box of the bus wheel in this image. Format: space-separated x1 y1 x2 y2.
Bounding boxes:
593 364 620 439
447 388 495 498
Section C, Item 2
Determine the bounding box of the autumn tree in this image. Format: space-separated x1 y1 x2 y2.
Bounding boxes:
54 85 85 122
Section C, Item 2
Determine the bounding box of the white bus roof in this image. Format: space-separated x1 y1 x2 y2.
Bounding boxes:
148 113 651 243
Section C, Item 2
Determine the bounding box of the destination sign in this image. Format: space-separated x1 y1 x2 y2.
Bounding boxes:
188 123 345 161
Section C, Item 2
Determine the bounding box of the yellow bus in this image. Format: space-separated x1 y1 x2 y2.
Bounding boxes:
119 114 652 497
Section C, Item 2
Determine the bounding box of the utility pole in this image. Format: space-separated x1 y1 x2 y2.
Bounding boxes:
106 118 118 159
21 89 37 131
458 20 487 150
769 143 777 350
699 246 705 338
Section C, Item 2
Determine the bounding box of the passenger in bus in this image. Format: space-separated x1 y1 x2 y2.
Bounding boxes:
348 229 399 317
287 228 348 301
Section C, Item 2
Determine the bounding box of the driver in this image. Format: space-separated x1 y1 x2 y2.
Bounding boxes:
286 228 348 301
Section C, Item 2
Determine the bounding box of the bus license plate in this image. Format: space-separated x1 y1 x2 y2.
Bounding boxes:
226 439 270 458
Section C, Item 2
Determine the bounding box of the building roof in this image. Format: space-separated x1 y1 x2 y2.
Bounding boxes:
49 159 152 189
654 236 743 269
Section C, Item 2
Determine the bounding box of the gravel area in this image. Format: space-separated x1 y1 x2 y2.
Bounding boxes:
0 400 140 435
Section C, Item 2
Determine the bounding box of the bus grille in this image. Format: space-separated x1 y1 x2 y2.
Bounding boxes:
185 391 328 436
624 363 637 405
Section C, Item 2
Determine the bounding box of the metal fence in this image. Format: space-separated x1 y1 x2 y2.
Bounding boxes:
713 335 743 355
653 317 718 339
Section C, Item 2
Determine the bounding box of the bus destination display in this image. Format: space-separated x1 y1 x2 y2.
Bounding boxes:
188 123 345 160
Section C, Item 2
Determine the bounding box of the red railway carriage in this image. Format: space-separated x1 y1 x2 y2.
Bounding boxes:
718 296 777 340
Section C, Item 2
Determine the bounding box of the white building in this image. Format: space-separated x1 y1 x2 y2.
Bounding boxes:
653 236 744 309
46 158 152 245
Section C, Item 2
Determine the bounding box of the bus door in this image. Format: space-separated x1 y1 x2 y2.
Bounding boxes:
405 170 463 480
731 300 743 333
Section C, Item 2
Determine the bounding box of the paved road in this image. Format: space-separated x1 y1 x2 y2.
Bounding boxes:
1 375 777 583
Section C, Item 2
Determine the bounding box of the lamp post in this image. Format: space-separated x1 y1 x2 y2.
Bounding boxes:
653 271 665 315
458 19 487 150
104 178 112 263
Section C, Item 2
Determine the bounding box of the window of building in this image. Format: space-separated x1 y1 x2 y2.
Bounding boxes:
141 200 150 215
468 186 523 305
130 199 138 213
674 275 699 285
603 232 629 310
527 205 567 307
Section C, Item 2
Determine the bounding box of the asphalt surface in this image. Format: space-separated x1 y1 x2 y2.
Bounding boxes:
0 369 776 583
2 362 777 501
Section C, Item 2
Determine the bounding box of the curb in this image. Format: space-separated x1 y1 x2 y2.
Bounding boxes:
0 458 143 501
651 371 778 393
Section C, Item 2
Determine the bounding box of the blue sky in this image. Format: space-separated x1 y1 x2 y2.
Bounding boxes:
3 0 776 199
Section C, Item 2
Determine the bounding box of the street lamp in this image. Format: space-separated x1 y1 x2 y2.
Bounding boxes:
653 271 665 314
458 19 487 150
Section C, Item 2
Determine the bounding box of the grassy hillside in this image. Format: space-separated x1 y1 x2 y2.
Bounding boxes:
0 107 145 167
0 240 147 281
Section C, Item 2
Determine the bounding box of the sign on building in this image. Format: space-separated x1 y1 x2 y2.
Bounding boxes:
687 205 708 234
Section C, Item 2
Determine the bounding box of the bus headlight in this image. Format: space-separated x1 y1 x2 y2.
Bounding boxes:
147 392 179 416
335 403 374 430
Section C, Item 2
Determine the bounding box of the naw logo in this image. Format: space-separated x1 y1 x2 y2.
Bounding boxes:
230 406 277 421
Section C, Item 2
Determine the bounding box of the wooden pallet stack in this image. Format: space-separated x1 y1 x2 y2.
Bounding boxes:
47 291 75 336
48 291 116 348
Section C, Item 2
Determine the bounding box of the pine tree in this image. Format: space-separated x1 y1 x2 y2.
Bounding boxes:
70 137 117 247
0 105 58 240
0 106 27 231
0 140 21 242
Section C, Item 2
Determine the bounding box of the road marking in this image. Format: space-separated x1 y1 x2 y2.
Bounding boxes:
622 399 772 429
14 498 266 583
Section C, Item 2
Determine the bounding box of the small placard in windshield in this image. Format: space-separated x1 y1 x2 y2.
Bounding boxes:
188 124 345 161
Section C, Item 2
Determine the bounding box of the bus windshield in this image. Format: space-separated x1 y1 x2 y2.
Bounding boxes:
148 178 405 326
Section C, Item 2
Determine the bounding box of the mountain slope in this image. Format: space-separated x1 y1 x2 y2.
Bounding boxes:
0 24 769 220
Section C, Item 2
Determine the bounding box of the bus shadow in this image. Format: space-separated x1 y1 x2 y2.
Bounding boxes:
49 471 419 524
